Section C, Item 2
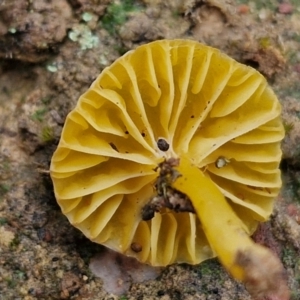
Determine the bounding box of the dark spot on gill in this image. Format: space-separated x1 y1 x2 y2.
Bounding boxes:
109 142 119 152
131 242 142 253
157 138 169 151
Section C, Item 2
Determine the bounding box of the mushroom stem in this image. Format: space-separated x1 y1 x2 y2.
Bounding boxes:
172 156 289 299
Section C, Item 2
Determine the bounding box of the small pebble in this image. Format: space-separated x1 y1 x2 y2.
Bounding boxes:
89 248 162 295
82 275 88 281
278 3 293 14
287 204 297 217
294 64 300 73
237 4 249 14
37 228 52 242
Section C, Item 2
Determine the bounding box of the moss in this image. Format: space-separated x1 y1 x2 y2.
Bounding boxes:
41 126 55 143
236 0 285 11
0 159 11 201
196 259 224 279
4 270 26 290
0 183 10 193
291 33 300 43
30 96 52 126
291 291 300 300
0 183 10 200
259 37 271 49
287 50 300 64
283 121 294 135
172 9 182 19
281 246 300 298
9 236 20 250
2 160 10 172
101 0 142 35
114 44 128 55
31 108 47 123
289 0 300 7
282 246 292 263
4 277 17 288
288 171 300 201
0 217 7 226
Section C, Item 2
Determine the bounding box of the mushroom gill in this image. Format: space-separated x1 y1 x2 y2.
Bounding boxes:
50 40 286 297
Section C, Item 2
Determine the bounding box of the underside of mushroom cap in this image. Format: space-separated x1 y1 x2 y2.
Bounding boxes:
50 39 284 266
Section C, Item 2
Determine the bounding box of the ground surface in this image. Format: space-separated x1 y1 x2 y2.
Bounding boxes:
1 0 300 299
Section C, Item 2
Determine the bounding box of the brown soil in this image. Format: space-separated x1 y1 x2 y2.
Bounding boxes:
1 0 300 299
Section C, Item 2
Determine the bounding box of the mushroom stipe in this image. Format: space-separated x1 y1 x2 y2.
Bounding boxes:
50 40 288 298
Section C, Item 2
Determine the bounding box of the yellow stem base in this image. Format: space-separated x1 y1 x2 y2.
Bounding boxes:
171 156 289 299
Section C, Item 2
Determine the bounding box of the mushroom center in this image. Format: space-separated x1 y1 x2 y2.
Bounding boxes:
141 157 196 221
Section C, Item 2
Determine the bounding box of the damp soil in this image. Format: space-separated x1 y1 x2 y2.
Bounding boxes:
1 0 300 299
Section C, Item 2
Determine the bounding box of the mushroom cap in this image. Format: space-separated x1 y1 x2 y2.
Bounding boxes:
50 40 284 266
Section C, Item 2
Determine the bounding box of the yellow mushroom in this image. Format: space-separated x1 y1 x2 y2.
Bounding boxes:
50 40 287 297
